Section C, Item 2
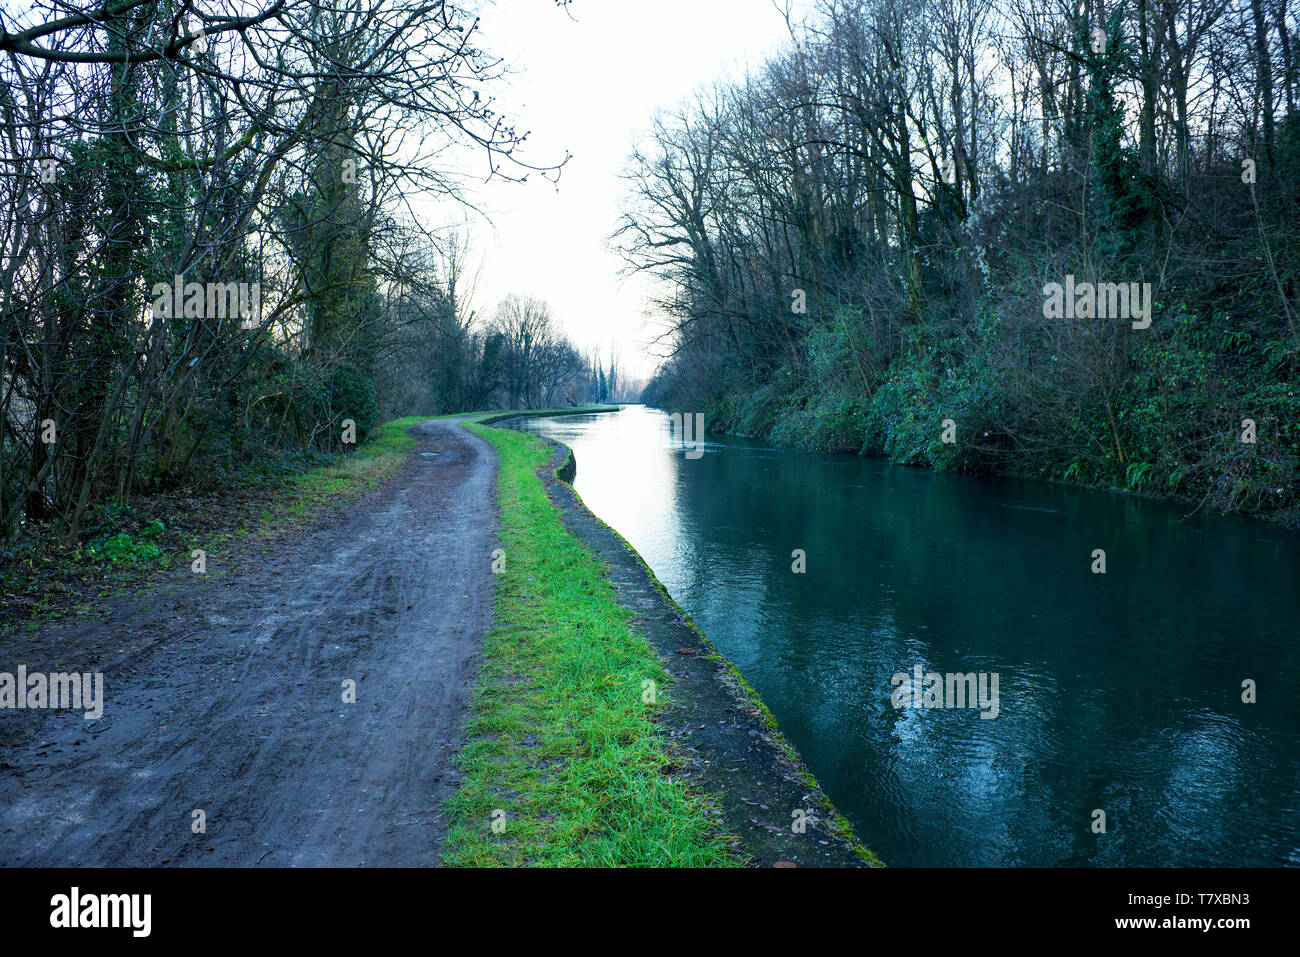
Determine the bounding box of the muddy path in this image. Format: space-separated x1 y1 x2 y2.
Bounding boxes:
0 419 495 866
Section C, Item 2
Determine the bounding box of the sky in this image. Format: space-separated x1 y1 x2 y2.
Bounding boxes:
426 0 797 383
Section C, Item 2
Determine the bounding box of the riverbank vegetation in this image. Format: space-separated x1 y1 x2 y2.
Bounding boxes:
0 1 637 558
441 423 735 866
620 0 1298 519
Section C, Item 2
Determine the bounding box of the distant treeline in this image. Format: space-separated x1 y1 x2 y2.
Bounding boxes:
0 1 592 544
620 0 1298 516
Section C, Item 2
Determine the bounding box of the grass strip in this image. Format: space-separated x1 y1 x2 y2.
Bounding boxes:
280 415 429 513
440 423 737 867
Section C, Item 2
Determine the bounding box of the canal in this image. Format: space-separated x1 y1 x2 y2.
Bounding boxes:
512 405 1300 866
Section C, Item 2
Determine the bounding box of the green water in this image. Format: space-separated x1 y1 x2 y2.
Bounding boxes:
515 406 1300 866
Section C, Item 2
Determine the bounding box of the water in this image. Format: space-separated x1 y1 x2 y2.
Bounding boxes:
512 406 1300 866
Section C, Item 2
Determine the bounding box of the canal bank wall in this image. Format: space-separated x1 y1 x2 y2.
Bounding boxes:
479 408 879 867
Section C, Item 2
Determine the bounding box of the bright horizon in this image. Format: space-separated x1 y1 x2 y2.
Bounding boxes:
420 0 797 384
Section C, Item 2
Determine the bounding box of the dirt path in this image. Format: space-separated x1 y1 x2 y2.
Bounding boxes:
0 419 495 866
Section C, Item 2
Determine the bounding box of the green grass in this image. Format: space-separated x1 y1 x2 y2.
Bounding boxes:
282 415 428 508
440 424 737 867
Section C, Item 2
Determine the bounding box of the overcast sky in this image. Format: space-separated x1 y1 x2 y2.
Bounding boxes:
430 0 795 383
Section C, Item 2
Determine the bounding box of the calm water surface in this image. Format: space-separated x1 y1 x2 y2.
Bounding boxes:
513 406 1300 866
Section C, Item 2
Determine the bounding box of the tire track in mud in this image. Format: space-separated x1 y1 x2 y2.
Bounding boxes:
0 419 495 866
